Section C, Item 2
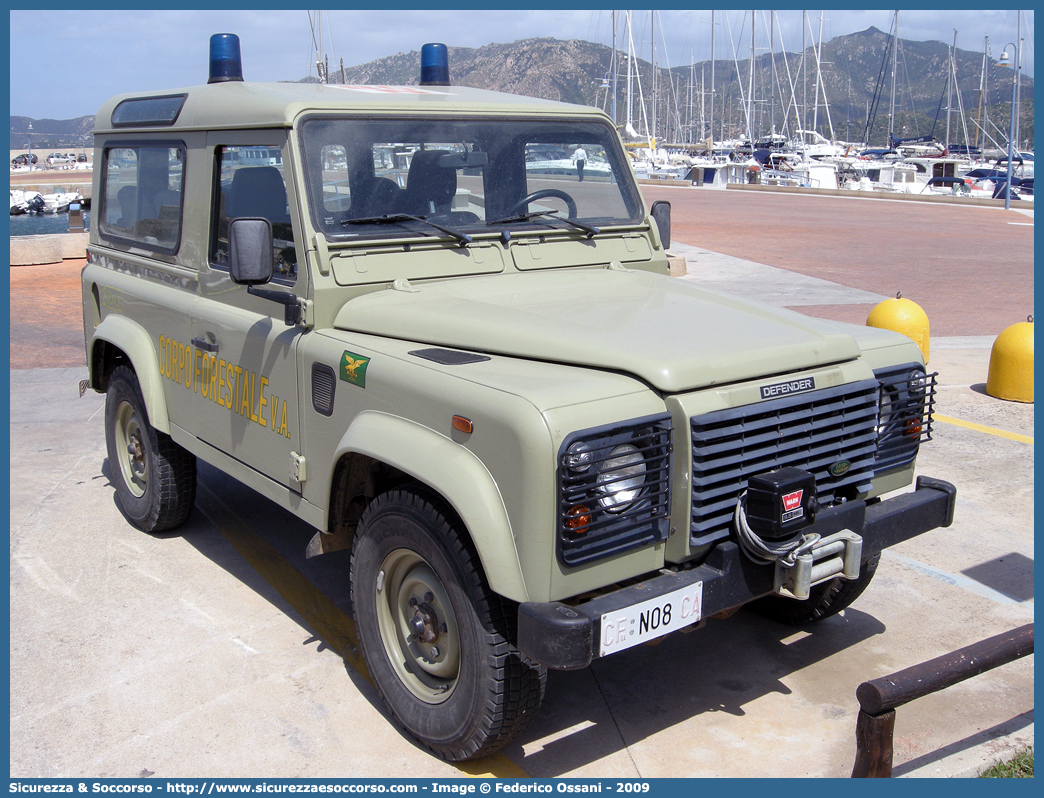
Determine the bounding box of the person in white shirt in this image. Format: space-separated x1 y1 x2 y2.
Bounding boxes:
571 146 587 182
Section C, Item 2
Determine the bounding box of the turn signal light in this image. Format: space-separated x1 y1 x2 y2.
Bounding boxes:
905 418 922 439
566 505 592 535
452 415 473 434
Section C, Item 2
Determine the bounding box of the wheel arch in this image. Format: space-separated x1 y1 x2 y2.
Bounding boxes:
89 314 170 434
331 411 529 603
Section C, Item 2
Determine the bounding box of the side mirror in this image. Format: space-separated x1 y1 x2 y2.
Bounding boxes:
650 200 671 250
228 217 274 285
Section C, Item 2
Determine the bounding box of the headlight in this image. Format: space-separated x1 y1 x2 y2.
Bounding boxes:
876 387 896 438
564 441 594 472
595 444 647 513
873 364 938 474
907 368 928 396
556 416 672 566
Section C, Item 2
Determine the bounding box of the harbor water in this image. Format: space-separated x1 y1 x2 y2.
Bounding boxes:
9 211 90 236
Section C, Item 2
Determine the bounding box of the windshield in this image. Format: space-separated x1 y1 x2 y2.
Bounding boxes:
299 116 644 242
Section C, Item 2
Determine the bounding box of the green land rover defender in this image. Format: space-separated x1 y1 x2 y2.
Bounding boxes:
81 36 956 760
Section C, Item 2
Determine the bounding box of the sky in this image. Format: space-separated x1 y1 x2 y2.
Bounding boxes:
9 8 1035 120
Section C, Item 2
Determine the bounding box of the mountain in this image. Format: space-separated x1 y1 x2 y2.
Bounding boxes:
11 29 1033 150
705 25 1035 148
330 31 1033 148
337 38 613 107
10 115 94 150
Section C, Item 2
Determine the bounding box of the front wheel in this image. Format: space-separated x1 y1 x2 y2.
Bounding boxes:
350 488 545 761
104 365 196 532
747 554 881 625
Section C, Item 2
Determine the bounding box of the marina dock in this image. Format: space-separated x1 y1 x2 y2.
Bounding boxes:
9 187 1034 778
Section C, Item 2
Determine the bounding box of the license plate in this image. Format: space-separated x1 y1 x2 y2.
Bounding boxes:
599 581 703 657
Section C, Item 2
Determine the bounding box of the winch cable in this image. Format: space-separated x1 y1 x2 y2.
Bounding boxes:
733 492 820 566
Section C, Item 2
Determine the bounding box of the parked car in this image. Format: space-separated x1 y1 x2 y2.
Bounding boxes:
11 153 38 167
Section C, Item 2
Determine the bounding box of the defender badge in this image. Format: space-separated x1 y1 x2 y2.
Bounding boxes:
760 377 816 400
340 351 371 388
829 460 852 477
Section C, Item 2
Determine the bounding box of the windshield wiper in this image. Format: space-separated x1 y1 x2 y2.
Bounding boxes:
342 213 472 247
485 210 600 239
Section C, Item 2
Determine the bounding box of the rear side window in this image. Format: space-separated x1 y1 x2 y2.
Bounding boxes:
99 144 184 254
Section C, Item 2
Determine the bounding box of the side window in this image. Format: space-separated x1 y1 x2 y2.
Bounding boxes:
100 144 184 252
211 145 297 285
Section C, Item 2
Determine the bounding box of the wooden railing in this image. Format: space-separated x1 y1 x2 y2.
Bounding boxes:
852 623 1034 778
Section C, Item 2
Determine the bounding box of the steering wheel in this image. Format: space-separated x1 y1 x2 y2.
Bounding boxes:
508 188 578 219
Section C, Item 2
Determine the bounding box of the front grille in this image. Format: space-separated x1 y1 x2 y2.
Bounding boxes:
558 416 672 566
690 379 880 546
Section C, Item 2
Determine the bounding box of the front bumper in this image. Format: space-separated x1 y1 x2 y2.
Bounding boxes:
517 476 956 670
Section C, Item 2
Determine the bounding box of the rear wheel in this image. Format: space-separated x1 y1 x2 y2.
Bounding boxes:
747 554 881 625
105 365 196 532
350 488 545 761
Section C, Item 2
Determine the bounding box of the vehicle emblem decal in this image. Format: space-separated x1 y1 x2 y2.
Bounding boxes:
781 489 805 523
782 490 804 513
340 351 371 388
829 460 852 477
760 377 816 400
101 286 123 312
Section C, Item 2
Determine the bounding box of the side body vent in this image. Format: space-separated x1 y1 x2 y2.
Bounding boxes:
312 363 336 416
410 348 491 366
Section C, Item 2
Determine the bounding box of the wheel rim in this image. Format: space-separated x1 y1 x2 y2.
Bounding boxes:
375 548 460 704
114 399 147 498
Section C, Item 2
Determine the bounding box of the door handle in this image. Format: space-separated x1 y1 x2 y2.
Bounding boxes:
191 336 219 353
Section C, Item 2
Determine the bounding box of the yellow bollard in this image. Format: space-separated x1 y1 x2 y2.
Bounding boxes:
867 292 930 362
986 316 1034 403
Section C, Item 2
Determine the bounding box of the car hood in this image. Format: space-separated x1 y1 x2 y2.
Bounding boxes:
333 268 863 393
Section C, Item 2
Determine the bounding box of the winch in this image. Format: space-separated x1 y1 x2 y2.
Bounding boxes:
735 466 863 600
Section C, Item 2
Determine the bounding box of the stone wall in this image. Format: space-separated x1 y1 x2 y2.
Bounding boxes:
10 233 90 266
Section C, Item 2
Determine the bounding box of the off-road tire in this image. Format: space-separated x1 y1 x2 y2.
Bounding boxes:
747 554 881 625
350 488 546 761
105 365 196 532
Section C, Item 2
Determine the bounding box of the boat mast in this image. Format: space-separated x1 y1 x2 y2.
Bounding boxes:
974 35 987 149
611 10 618 125
889 11 898 142
747 10 755 144
650 10 656 143
710 11 716 145
309 10 328 84
945 31 955 150
815 11 835 140
626 11 633 134
769 11 776 136
812 12 819 132
802 11 807 133
1014 10 1022 150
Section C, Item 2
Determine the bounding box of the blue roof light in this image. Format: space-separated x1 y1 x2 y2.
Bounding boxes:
420 43 450 86
209 33 244 84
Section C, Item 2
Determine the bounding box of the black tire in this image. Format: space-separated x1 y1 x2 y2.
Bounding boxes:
104 365 196 533
747 554 881 625
350 488 546 761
